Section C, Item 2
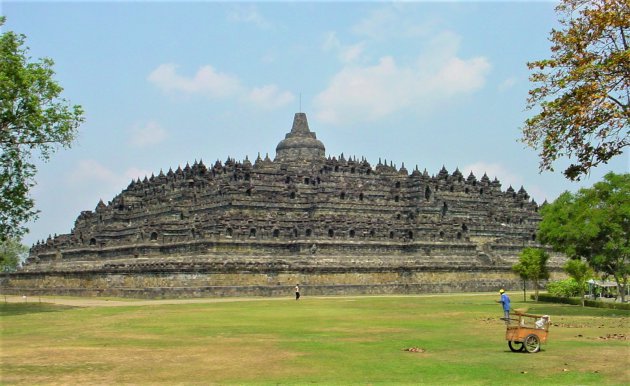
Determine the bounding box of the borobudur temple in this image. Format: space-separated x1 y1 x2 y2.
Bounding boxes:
4 113 563 298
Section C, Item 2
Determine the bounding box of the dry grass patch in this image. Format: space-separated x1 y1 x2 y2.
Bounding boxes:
2 337 306 385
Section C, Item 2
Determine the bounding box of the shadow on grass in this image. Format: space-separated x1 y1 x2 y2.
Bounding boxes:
0 302 77 317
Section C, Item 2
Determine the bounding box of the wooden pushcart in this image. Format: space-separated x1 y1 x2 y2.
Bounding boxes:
505 312 550 353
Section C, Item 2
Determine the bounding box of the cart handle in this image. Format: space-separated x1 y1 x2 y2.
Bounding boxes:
513 311 545 318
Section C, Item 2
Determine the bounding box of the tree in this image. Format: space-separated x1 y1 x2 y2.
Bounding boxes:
513 247 550 301
522 0 629 181
0 237 27 272
547 278 585 297
538 172 629 302
0 16 84 242
563 258 594 306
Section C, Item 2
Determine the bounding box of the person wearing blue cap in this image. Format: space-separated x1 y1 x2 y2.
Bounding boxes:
498 289 511 323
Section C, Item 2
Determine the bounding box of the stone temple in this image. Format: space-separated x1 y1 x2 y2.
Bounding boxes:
5 113 561 298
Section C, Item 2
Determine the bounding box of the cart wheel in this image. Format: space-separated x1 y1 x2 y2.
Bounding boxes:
524 334 540 353
508 341 524 352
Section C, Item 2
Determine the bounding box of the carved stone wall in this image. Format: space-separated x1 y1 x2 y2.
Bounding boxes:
4 257 566 298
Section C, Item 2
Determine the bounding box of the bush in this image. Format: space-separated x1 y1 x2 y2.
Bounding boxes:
534 294 630 310
536 293 581 305
546 278 585 297
584 299 630 310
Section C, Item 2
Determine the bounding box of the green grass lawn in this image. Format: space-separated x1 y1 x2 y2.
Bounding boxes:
1 294 628 385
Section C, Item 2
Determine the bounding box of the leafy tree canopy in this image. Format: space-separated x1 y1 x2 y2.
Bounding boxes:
538 172 629 301
563 258 595 306
523 0 629 180
0 237 27 272
546 278 585 298
513 247 550 301
0 16 84 241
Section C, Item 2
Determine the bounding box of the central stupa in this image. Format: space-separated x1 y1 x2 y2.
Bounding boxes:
275 113 326 163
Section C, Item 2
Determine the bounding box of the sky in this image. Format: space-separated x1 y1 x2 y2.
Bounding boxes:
3 1 628 247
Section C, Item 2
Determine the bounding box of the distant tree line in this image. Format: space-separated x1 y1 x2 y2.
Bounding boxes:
516 172 629 304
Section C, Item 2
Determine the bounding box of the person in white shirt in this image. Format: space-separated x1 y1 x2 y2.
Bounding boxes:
535 315 550 329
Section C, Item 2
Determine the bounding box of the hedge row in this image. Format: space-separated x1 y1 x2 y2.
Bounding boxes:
533 294 630 310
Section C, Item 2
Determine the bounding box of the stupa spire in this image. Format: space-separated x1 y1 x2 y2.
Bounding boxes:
290 112 311 134
275 113 326 163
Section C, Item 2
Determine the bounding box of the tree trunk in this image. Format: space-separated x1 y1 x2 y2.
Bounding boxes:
534 279 539 301
612 274 627 303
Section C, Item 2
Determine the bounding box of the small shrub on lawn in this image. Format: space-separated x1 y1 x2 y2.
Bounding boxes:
546 278 585 297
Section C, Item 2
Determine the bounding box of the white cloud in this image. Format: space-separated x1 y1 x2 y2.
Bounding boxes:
352 7 398 40
322 31 365 64
227 5 271 29
128 121 167 148
498 77 518 91
66 160 152 206
313 32 491 125
67 160 150 187
314 57 412 124
245 85 294 110
322 31 341 52
148 63 292 111
352 5 435 40
340 43 365 64
147 63 243 98
433 56 489 96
